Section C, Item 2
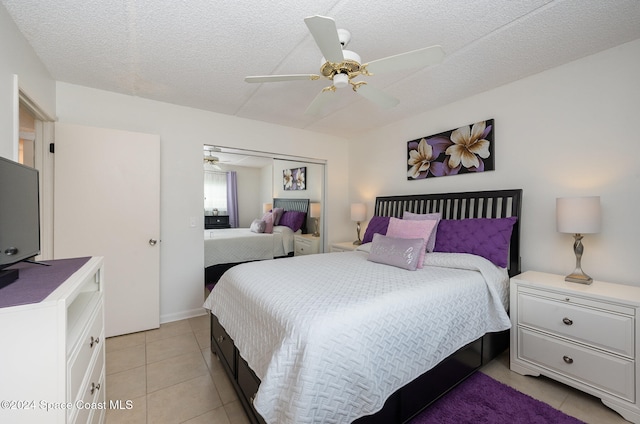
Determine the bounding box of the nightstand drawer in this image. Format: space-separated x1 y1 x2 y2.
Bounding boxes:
518 328 634 402
518 291 634 357
294 235 319 255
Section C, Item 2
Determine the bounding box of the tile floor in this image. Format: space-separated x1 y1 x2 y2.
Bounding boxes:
105 315 630 424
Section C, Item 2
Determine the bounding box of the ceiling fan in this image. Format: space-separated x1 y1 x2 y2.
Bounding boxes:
203 151 225 170
244 15 445 115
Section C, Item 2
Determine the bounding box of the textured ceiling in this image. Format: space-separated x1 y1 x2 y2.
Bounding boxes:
3 0 640 138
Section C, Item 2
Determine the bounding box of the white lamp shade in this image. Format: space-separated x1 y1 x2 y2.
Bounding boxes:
556 196 601 234
310 202 321 218
351 203 366 222
262 202 273 213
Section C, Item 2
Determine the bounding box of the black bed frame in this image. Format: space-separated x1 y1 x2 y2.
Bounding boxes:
209 189 522 424
204 198 310 290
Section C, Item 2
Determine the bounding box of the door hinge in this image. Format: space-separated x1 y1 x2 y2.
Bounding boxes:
49 143 55 153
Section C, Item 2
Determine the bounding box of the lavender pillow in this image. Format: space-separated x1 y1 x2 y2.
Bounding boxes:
362 216 390 244
279 210 306 232
434 217 518 268
386 217 438 268
403 211 441 252
367 233 424 271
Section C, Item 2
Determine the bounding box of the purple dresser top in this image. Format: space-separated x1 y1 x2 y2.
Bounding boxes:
0 257 91 309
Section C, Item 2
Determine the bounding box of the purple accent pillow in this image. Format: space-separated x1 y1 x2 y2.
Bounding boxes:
403 211 441 253
434 217 518 268
272 207 285 225
386 217 438 268
368 233 424 271
279 210 306 232
362 216 390 244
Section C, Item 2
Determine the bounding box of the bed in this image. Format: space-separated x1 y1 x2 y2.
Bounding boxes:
204 189 522 424
204 198 309 289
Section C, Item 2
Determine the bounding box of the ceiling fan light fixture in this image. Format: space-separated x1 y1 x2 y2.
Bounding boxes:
333 73 349 89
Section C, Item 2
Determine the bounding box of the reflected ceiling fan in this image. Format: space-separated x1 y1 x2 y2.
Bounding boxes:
244 15 445 115
203 151 227 170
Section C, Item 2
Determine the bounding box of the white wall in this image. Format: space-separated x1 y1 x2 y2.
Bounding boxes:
55 82 351 323
349 39 640 286
0 3 55 160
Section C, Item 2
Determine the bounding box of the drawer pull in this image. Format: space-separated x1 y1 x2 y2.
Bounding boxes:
562 317 573 326
563 355 574 364
90 336 100 348
217 335 225 343
90 382 101 395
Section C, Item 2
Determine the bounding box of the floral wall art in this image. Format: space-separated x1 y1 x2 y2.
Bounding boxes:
407 119 495 180
283 166 306 190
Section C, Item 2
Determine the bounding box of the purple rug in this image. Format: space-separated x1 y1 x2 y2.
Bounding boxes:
410 372 585 424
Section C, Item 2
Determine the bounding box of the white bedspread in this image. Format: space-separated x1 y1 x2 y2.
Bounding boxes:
203 251 511 424
204 226 297 267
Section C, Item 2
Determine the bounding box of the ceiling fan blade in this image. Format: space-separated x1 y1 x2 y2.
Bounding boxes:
304 15 344 63
304 89 335 116
355 84 399 109
245 74 319 83
364 45 445 75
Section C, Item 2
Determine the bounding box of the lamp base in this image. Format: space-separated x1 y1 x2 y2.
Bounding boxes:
565 272 593 285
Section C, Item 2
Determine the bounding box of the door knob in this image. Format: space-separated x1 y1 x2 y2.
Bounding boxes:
149 239 158 246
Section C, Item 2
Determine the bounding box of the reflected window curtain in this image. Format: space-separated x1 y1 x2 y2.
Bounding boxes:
204 171 228 213
226 171 239 228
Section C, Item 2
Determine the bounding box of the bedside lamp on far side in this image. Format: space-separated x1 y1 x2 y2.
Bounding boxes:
310 202 321 237
351 203 367 245
556 196 601 284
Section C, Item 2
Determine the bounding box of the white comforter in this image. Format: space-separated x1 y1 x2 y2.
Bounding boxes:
204 226 297 267
203 250 510 424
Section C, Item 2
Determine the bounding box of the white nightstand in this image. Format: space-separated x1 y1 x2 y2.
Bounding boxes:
330 241 360 252
294 234 320 256
510 271 640 423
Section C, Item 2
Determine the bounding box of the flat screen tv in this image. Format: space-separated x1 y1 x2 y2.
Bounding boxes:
0 156 41 288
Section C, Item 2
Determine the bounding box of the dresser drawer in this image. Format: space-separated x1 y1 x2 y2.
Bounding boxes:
69 346 105 424
517 327 634 401
69 303 104 400
211 315 235 374
518 291 634 357
238 355 266 424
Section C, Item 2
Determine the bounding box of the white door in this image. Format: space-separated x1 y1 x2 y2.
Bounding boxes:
54 123 160 337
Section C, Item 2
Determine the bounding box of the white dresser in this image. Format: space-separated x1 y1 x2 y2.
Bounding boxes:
0 256 105 424
510 271 640 423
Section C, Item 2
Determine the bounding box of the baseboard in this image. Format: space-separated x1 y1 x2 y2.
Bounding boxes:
160 307 207 324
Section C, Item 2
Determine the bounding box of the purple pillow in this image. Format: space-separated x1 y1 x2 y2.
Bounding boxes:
367 233 424 271
403 211 441 252
434 217 518 268
279 210 306 232
362 216 390 244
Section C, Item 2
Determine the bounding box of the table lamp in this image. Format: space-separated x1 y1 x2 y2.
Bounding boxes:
310 202 321 237
351 203 366 245
556 196 601 284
